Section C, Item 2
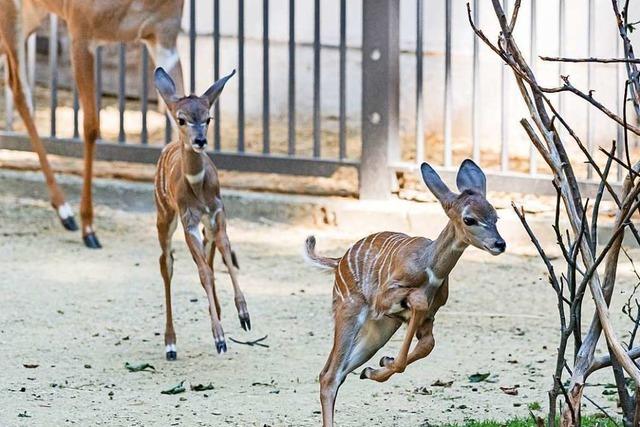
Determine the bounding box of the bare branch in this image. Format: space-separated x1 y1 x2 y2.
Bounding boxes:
540 56 640 64
589 346 640 374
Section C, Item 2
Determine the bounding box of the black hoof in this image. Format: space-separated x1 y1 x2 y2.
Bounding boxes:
60 216 79 231
166 351 177 361
379 356 394 367
215 340 227 354
83 233 102 249
239 315 251 331
360 368 371 380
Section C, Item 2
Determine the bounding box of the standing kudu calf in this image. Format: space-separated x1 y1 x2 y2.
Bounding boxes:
153 68 250 359
0 0 185 248
305 160 506 426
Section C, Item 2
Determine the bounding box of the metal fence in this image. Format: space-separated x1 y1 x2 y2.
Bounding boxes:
0 0 628 199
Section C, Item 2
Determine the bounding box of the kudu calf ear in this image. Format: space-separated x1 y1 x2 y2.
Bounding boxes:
456 159 486 196
420 162 455 206
154 67 179 107
203 69 236 108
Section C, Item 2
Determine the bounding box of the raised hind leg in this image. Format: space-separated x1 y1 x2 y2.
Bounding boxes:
320 295 401 427
157 212 178 360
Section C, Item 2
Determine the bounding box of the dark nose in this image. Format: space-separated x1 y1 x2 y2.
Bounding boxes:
494 239 506 252
194 138 207 147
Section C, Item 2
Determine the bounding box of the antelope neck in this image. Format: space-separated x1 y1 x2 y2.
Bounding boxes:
420 221 468 279
180 137 206 185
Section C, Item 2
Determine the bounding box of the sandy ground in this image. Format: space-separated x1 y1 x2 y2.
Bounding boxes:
1 172 639 426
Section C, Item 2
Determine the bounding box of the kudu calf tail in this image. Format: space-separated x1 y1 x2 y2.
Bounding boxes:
303 236 340 272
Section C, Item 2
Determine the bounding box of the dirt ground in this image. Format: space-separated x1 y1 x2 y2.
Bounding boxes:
1 171 640 426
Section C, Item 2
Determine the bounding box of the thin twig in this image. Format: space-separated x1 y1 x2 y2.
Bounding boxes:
228 335 269 348
540 56 640 64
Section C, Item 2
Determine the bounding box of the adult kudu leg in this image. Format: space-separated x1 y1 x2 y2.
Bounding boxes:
0 2 77 230
69 39 101 248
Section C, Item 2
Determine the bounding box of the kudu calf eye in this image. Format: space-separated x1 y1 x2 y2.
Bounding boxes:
177 118 186 126
206 117 211 125
463 217 477 226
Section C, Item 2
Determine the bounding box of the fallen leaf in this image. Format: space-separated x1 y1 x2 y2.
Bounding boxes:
431 379 453 387
500 385 519 396
191 383 214 392
124 362 156 373
468 372 491 383
161 380 186 395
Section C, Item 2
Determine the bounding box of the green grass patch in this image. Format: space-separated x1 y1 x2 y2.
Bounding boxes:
442 415 619 427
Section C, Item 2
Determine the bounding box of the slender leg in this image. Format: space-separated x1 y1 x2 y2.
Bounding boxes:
0 21 75 230
202 225 221 319
362 309 426 383
214 210 250 331
378 319 436 371
182 211 227 354
158 214 177 360
320 297 401 427
68 39 100 248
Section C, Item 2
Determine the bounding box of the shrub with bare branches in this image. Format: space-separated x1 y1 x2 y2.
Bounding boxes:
468 1 640 425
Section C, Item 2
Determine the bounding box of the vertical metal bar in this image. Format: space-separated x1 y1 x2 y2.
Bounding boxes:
360 0 400 199
586 0 594 179
189 0 196 94
528 0 537 174
49 14 58 138
72 84 79 138
4 57 13 131
213 0 221 151
118 43 126 143
415 0 424 164
471 0 479 163
262 0 270 154
500 0 509 172
27 34 36 110
95 46 103 114
338 0 347 160
238 0 245 152
443 0 452 167
287 0 296 155
313 0 321 158
141 45 149 145
558 0 565 115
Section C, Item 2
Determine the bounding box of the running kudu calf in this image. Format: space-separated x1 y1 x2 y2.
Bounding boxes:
304 160 506 426
154 68 249 359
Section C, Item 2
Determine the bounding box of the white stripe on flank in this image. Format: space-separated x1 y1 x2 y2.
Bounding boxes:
353 237 368 282
368 234 396 287
333 279 345 302
185 169 205 184
378 236 405 287
337 261 351 298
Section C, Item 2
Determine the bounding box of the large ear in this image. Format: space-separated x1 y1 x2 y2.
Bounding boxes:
456 159 486 196
154 67 179 107
202 69 236 107
420 162 455 205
